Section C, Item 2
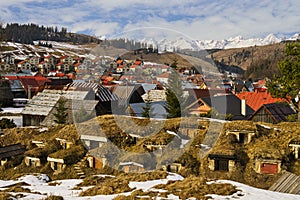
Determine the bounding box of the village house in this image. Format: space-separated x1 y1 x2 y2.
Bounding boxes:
119 162 145 173
208 151 236 172
0 62 13 71
55 138 73 150
186 94 254 119
109 84 145 107
38 61 53 74
80 133 108 150
156 72 170 85
127 101 167 118
47 145 85 174
61 55 74 65
22 89 98 126
289 139 300 160
43 55 55 65
226 130 256 144
86 152 107 170
254 158 282 174
29 56 40 66
17 60 32 71
236 90 289 112
162 162 183 173
47 156 66 173
1 55 15 65
66 81 119 115
24 156 42 167
0 144 26 166
249 103 296 124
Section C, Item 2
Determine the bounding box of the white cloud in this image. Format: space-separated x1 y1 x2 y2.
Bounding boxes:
71 21 120 37
0 0 299 40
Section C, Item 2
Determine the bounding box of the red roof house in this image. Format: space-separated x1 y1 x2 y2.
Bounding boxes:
236 91 289 111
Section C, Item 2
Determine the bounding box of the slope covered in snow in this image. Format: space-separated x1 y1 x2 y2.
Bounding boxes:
141 33 299 51
1 174 299 199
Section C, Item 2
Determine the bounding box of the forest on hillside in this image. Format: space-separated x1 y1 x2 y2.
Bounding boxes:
0 23 101 44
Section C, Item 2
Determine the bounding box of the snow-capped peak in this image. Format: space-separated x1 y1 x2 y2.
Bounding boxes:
140 33 298 51
263 33 281 44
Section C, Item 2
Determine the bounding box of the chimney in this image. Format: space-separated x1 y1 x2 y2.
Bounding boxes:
241 98 246 116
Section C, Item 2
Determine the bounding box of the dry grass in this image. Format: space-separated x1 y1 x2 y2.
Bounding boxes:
0 192 12 199
154 176 237 199
43 195 64 200
80 171 167 196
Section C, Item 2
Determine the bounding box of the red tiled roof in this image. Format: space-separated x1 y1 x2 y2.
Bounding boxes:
60 55 68 59
130 65 137 69
134 60 142 65
56 73 65 77
5 76 19 80
116 60 123 65
18 60 26 65
236 91 288 111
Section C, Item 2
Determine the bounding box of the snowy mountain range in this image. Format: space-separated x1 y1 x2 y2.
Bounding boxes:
140 33 300 51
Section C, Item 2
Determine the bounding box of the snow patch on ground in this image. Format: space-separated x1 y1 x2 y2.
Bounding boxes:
167 130 190 149
1 107 24 114
207 180 300 200
1 174 299 199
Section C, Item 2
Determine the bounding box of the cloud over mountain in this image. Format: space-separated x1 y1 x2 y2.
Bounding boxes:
0 0 299 40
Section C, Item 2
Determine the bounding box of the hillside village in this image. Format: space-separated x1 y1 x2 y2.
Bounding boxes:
0 34 300 199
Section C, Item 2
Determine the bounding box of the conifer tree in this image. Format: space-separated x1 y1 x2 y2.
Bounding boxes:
267 40 300 121
53 97 68 124
164 70 185 118
142 94 154 118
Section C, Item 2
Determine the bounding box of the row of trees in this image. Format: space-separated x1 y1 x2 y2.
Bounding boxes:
0 23 100 44
101 38 156 51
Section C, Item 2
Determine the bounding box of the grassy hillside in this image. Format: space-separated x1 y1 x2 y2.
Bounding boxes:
0 115 300 192
210 43 287 79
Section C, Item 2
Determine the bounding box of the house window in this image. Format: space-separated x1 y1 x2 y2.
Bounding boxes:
215 159 229 171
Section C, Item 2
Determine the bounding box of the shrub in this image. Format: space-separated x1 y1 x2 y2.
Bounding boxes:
44 195 64 200
0 118 16 129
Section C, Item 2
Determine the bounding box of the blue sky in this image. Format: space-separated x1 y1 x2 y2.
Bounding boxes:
0 0 299 40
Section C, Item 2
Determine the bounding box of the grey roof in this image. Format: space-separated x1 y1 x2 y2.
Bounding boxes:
97 85 119 102
67 81 118 102
250 103 296 123
22 91 60 116
111 84 145 105
9 80 25 92
129 101 167 118
0 144 25 160
22 89 94 116
141 83 157 93
201 94 254 120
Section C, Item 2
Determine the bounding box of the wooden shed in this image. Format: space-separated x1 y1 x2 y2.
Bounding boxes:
0 144 25 166
226 130 256 144
162 163 183 173
289 140 300 160
208 151 236 172
47 157 66 173
255 158 282 174
119 162 144 173
87 155 107 170
25 156 42 167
